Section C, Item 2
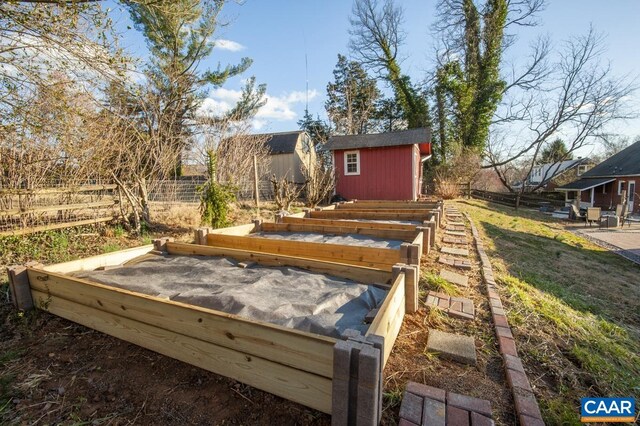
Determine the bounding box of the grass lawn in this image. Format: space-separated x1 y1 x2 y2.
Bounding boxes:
461 199 640 425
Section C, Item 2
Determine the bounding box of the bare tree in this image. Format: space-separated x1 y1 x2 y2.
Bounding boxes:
301 161 335 209
486 28 637 206
270 175 303 212
433 146 482 199
349 0 430 129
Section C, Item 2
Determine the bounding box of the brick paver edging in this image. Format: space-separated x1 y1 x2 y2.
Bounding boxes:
463 212 545 426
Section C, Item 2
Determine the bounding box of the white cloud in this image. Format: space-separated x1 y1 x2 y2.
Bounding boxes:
214 39 246 52
252 119 267 130
256 89 319 121
199 88 318 126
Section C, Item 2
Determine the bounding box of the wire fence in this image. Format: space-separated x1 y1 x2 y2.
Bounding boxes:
147 179 278 204
0 179 285 236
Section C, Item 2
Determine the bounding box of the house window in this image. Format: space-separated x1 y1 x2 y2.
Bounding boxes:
602 183 606 194
344 150 360 176
618 181 625 196
577 165 588 176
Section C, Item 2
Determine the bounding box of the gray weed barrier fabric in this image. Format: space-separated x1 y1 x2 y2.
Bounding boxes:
74 255 388 338
335 218 421 225
253 231 403 249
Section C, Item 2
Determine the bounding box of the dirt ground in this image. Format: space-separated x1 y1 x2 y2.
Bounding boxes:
0 307 330 425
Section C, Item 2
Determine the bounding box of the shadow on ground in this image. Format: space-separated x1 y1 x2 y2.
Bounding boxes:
478 220 640 329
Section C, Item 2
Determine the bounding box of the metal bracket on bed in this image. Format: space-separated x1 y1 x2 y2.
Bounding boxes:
332 329 384 426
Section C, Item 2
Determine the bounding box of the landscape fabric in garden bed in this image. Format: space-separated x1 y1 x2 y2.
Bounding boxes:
73 254 387 338
251 231 404 249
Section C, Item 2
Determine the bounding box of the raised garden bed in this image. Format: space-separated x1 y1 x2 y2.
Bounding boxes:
7 240 417 420
199 221 424 272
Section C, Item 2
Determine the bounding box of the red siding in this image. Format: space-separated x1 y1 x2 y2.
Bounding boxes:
578 177 639 213
334 145 416 200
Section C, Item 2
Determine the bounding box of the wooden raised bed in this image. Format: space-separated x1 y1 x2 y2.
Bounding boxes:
337 200 442 210
277 216 433 253
199 221 423 271
308 209 442 230
8 239 417 422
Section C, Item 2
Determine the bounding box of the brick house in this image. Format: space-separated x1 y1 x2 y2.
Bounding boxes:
556 140 640 214
324 128 432 200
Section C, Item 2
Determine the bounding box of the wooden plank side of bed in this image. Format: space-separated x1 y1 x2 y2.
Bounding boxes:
260 222 419 242
205 234 402 270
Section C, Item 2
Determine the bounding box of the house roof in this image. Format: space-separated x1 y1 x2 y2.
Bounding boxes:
581 140 640 177
526 158 591 186
254 131 305 155
325 128 431 152
556 177 616 191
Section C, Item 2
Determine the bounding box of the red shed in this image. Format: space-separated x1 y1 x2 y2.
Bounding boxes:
325 128 432 200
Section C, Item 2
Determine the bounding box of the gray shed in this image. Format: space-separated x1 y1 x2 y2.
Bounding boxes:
260 131 316 184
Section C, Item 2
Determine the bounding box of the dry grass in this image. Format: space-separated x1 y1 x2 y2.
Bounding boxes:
460 199 640 425
150 202 201 229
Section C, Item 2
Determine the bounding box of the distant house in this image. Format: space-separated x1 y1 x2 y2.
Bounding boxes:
515 158 593 192
259 131 316 184
324 128 432 200
557 141 640 213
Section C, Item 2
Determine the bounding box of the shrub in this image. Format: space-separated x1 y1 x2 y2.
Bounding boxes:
199 150 236 228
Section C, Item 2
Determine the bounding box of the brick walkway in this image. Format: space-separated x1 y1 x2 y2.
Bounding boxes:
399 382 494 426
442 236 467 245
425 291 475 320
465 212 545 426
398 204 502 425
438 255 472 270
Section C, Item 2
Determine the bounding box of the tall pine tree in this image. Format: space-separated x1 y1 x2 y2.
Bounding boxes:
127 0 263 174
325 54 380 135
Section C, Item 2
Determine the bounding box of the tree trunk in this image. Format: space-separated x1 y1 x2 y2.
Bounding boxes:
137 177 151 224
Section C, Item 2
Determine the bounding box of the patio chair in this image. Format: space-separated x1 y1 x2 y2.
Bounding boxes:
570 204 585 221
615 204 629 227
586 207 601 227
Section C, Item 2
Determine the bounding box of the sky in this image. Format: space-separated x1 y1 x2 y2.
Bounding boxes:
106 0 640 147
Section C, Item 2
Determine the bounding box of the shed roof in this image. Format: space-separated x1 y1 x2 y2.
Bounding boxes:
556 177 616 191
256 131 305 155
325 128 431 151
581 140 640 177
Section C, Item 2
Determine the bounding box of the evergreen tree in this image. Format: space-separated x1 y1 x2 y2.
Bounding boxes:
298 110 331 146
374 97 405 133
325 54 380 135
539 139 572 164
127 0 263 174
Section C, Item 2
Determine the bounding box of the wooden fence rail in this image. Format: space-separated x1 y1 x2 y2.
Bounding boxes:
0 184 117 237
467 187 565 209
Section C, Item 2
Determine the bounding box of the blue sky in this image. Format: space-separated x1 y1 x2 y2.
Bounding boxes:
108 0 640 141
